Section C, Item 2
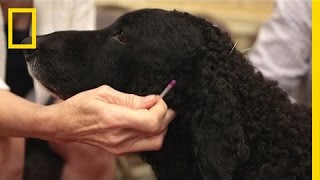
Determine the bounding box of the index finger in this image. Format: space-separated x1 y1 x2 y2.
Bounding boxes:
108 98 170 133
94 85 157 109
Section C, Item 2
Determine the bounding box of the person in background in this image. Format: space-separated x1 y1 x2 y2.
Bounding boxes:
248 0 311 107
0 1 175 180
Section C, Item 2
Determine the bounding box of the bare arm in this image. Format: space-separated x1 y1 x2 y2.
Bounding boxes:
0 85 175 154
0 90 50 138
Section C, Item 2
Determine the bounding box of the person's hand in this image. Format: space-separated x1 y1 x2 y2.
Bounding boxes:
43 85 175 155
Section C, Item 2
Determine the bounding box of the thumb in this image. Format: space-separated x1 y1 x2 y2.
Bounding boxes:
94 85 157 109
127 94 157 109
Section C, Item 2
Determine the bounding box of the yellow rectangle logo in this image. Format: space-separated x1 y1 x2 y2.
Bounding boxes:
8 8 36 49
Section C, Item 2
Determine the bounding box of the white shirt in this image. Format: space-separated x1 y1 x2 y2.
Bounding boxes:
0 0 96 104
248 0 311 106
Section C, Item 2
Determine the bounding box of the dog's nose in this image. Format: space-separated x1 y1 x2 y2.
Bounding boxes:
22 36 32 44
22 37 37 58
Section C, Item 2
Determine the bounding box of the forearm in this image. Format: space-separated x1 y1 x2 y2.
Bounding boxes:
0 85 175 154
0 90 55 139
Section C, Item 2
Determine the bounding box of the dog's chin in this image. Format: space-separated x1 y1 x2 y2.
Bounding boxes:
33 77 64 99
40 82 64 99
27 65 69 100
39 79 75 100
26 58 72 100
37 80 64 100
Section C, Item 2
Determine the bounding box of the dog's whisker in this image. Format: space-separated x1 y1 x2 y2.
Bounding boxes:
229 41 238 55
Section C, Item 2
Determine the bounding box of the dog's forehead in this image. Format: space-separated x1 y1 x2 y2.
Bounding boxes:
114 9 197 39
123 9 168 19
117 9 171 26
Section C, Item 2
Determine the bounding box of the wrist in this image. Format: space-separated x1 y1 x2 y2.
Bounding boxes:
36 103 78 143
31 105 63 142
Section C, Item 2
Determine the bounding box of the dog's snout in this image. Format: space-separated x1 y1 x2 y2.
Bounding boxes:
22 36 32 44
22 37 38 60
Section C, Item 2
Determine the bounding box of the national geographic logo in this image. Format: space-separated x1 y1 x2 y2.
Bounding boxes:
8 8 36 49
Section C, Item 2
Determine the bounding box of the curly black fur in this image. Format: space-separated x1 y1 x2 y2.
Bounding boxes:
24 9 311 180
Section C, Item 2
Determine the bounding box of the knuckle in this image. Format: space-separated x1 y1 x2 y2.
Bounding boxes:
149 118 161 133
98 85 109 91
97 85 112 94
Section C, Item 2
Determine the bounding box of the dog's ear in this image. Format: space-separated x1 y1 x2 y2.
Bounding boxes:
193 124 250 180
190 67 250 179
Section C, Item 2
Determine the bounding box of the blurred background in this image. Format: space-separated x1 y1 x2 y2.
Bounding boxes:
94 1 274 179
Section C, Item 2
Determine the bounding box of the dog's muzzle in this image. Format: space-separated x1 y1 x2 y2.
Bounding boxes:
22 37 38 62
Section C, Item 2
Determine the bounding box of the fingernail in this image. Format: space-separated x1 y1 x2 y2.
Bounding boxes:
142 95 156 103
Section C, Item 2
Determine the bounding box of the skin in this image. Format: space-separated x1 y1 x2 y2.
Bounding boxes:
0 86 175 179
49 142 117 180
48 99 116 180
0 137 24 180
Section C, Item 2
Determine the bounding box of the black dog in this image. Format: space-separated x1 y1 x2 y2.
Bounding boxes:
23 9 311 180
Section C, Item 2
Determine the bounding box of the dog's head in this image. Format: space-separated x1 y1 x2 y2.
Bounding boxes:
23 9 233 103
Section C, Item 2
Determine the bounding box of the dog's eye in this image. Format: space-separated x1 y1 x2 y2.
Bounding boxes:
117 31 128 43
